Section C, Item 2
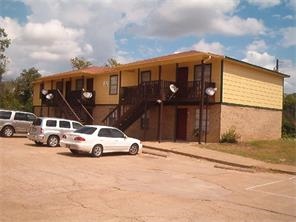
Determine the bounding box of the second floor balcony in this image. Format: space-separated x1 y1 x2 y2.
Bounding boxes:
120 80 216 105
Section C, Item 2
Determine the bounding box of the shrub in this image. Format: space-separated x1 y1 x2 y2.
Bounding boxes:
220 127 240 143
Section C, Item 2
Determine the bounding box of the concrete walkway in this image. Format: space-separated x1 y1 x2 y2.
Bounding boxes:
142 141 296 175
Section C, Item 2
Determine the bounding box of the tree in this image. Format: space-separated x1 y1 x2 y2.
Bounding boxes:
105 58 120 67
70 57 92 70
0 80 22 110
282 93 296 138
14 67 41 111
0 28 11 82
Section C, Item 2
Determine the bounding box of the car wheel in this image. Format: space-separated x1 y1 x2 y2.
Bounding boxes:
91 145 103 157
2 126 14 137
34 141 43 145
47 135 59 147
129 143 139 155
70 149 79 155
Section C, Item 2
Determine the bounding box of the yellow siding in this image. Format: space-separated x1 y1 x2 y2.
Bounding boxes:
33 83 41 106
223 60 283 109
121 70 138 87
161 64 176 81
94 74 118 104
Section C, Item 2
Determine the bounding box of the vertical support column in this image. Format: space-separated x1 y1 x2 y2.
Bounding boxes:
198 60 205 144
157 65 163 142
118 71 122 119
173 63 179 142
138 68 140 85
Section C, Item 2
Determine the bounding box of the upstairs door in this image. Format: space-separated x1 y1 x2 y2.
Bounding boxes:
176 67 188 98
86 78 94 91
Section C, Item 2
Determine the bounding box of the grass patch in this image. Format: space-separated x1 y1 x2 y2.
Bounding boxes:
202 139 296 166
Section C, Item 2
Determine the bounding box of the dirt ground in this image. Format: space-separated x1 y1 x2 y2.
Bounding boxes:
1 136 296 221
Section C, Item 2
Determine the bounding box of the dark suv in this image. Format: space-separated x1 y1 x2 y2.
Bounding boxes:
0 109 37 137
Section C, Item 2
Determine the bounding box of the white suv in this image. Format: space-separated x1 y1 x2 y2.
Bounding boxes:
27 117 83 147
0 109 37 137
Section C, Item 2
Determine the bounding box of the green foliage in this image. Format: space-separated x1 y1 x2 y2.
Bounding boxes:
70 57 92 70
0 67 41 112
0 28 11 82
220 127 241 143
282 93 296 138
105 58 120 67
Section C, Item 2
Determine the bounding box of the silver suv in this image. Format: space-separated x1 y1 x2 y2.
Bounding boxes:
0 109 37 137
27 117 83 147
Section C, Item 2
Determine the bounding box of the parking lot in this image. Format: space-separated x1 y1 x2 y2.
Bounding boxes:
1 137 295 221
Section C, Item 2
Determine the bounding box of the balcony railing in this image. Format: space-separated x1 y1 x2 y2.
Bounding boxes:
120 80 216 104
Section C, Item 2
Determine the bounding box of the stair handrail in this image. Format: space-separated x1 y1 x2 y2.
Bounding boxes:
102 104 121 124
55 89 81 122
77 99 94 121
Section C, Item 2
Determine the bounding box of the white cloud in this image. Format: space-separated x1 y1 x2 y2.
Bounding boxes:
0 17 91 79
279 59 296 93
247 0 281 8
183 39 225 54
128 0 265 37
288 0 296 11
246 40 267 52
281 27 296 47
243 51 276 70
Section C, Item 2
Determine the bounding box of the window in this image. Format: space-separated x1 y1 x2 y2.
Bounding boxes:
76 79 84 90
59 121 70 128
72 122 83 129
98 128 112 137
0 111 12 120
194 64 211 83
195 109 209 133
14 112 27 121
27 114 36 121
46 120 57 127
141 71 151 83
75 126 96 134
110 129 125 138
109 75 118 95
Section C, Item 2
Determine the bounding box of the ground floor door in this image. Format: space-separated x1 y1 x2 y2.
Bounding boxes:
176 108 187 140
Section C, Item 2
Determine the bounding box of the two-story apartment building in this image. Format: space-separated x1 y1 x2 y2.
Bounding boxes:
32 51 289 142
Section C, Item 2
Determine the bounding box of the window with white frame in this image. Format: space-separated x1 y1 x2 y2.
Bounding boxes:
109 75 118 95
194 64 211 83
195 108 209 134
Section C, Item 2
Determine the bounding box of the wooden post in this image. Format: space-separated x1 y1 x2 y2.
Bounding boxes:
198 60 205 144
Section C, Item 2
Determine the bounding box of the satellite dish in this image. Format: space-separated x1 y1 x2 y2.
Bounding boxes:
46 93 54 100
82 91 93 99
41 89 48 95
156 99 162 104
169 84 179 94
205 87 217 96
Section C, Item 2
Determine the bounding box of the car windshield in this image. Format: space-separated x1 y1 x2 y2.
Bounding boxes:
75 126 96 135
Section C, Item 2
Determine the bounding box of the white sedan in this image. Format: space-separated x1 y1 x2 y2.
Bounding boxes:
60 125 142 157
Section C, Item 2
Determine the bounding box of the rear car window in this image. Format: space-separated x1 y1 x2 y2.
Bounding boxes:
72 122 83 129
33 118 42 126
14 112 27 121
46 120 57 127
75 126 96 135
59 121 70 128
27 114 36 121
0 111 12 120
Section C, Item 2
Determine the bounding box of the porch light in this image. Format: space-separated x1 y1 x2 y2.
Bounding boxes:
205 87 217 96
169 84 179 93
45 93 54 100
41 89 48 95
82 91 93 99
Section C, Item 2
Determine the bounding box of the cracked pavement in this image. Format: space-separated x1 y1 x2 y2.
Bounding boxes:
0 137 295 221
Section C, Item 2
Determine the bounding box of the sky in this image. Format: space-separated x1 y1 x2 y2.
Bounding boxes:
0 0 295 93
